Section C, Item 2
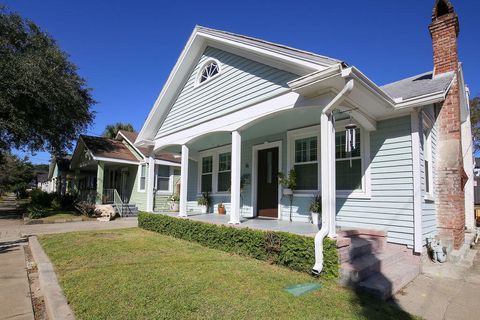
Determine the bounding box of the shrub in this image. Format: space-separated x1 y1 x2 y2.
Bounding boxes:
30 189 54 207
138 212 339 278
27 205 46 219
75 201 97 217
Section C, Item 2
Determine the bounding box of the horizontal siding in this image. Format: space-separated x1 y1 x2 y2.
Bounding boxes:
421 106 438 241
157 47 298 137
337 116 415 246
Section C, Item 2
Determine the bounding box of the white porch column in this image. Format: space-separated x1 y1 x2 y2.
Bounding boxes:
320 112 337 238
179 145 189 217
229 130 241 224
146 156 155 213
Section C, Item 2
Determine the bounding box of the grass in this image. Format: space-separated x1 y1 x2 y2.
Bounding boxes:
31 209 86 222
39 228 415 320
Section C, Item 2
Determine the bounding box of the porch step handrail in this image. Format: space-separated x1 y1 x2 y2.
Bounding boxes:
113 189 124 217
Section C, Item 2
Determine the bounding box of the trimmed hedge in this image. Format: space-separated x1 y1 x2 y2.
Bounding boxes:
138 212 339 279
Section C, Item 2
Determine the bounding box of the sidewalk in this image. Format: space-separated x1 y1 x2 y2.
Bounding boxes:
0 194 34 320
394 246 480 320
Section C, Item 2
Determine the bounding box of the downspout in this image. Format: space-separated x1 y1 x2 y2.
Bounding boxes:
312 79 354 276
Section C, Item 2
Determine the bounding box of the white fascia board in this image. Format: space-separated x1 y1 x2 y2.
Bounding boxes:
91 156 139 165
287 64 342 91
137 27 336 145
346 67 396 108
154 92 300 150
154 159 181 167
117 131 147 160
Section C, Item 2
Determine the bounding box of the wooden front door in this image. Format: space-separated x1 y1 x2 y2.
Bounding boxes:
257 147 279 218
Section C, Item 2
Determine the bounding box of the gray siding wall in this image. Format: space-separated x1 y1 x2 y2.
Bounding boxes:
157 47 298 137
336 116 414 246
420 106 438 242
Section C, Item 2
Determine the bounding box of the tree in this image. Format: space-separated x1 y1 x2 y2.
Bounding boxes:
102 123 135 138
0 153 34 193
0 7 95 156
470 96 480 154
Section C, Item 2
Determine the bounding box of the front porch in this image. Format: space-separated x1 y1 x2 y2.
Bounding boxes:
161 212 319 236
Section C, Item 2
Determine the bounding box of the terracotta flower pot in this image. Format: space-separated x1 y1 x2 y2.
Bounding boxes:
218 207 226 215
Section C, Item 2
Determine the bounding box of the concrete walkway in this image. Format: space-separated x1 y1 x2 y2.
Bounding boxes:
394 246 480 320
0 194 34 320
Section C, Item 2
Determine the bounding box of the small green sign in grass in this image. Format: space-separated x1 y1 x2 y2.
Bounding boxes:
285 283 322 297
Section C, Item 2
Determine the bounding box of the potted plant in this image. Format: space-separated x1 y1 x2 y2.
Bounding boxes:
168 193 180 212
218 202 226 215
278 169 297 221
278 170 296 196
309 194 321 226
197 192 211 214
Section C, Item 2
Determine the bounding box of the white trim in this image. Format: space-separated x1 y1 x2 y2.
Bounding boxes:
194 58 222 88
285 122 371 198
229 131 241 224
154 159 181 167
251 140 282 219
154 164 174 195
92 156 139 165
137 163 147 193
116 131 147 160
422 111 434 200
411 110 423 253
197 145 232 195
146 157 155 212
179 145 189 217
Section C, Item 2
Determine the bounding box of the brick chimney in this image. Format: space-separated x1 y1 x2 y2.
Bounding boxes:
429 0 465 250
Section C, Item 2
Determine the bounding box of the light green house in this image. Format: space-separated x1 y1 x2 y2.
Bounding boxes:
69 130 180 215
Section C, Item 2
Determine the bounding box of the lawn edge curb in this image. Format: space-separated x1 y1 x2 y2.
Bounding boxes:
29 236 75 320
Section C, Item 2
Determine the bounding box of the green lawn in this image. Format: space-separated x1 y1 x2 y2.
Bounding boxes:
31 209 86 222
39 228 415 320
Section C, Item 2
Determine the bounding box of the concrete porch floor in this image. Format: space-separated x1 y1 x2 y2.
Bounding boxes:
161 212 319 236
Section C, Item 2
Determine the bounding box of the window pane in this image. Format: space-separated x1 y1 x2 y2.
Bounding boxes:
157 177 169 191
425 160 430 193
294 163 318 190
202 156 212 173
140 177 146 190
336 130 360 159
336 159 362 190
141 164 146 177
156 165 169 177
201 173 212 192
218 172 231 192
295 137 317 163
219 152 231 171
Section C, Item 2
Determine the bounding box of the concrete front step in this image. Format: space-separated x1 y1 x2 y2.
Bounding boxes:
340 250 405 285
358 262 420 300
338 237 375 263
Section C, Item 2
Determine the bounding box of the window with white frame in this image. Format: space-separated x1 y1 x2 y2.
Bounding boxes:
201 156 213 193
139 164 146 191
155 165 170 191
196 60 221 86
293 136 318 190
335 128 362 191
287 123 370 197
217 152 231 192
422 119 433 197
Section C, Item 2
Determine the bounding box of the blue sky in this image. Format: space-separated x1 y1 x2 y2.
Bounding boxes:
7 0 479 164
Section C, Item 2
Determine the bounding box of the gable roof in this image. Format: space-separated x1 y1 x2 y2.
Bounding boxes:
136 26 343 146
116 130 180 163
381 71 455 101
81 135 140 162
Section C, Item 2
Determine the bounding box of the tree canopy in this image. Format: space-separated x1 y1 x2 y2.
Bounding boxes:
0 153 34 193
0 7 95 156
470 96 480 155
102 123 135 139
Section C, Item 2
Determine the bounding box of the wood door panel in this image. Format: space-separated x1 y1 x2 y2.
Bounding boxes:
257 147 279 218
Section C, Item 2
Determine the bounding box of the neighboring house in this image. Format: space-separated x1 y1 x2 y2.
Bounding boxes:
47 156 73 194
69 130 180 215
136 0 473 270
35 171 50 192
